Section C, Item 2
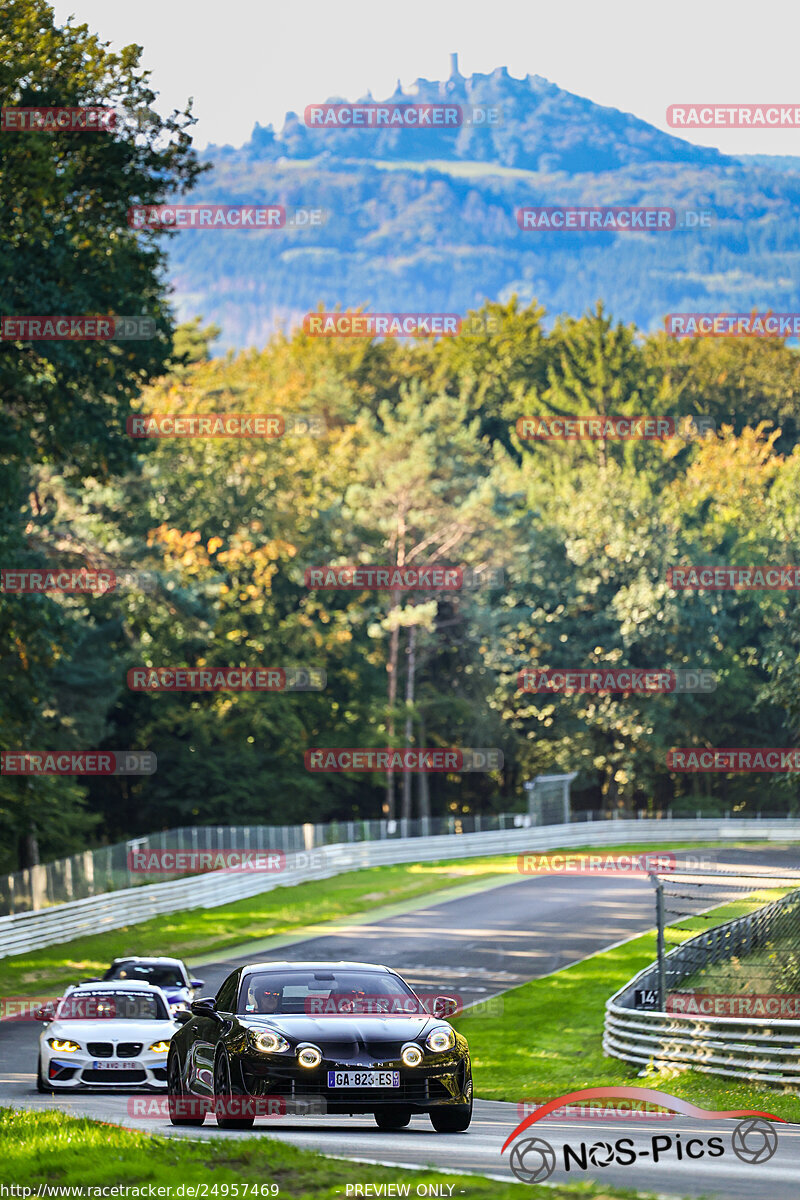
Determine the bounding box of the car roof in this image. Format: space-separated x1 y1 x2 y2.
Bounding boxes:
111 956 185 966
240 961 395 974
68 980 166 992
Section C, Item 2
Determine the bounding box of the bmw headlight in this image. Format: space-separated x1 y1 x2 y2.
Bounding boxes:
401 1044 423 1067
48 1038 80 1053
254 1030 290 1054
426 1027 456 1052
148 1040 171 1053
297 1045 322 1068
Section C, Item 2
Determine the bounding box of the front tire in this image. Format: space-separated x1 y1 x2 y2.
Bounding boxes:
168 1053 205 1126
36 1056 49 1093
429 1072 472 1132
374 1107 412 1130
214 1051 254 1130
429 1103 472 1132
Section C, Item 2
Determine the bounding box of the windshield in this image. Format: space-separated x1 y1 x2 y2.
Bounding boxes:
56 990 169 1021
239 969 423 1016
104 962 185 988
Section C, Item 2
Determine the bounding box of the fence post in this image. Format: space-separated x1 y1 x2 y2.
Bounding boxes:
655 880 667 1009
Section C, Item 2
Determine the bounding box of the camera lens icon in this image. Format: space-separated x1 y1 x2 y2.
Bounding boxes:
731 1118 778 1165
509 1136 557 1183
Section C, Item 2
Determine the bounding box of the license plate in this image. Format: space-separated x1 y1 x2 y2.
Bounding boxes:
91 1060 140 1070
327 1070 400 1088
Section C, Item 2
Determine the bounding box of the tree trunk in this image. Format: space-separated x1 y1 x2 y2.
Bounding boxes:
401 623 417 822
18 827 39 870
384 511 407 819
384 607 400 819
418 713 431 823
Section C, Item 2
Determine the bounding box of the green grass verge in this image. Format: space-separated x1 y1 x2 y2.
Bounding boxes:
0 859 511 999
0 840 732 1001
454 888 800 1122
0 1107 664 1199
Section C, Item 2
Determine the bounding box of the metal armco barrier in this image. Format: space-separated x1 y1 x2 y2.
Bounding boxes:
1 817 799 960
604 878 800 1084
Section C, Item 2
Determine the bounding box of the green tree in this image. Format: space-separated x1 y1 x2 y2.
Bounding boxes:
0 0 203 866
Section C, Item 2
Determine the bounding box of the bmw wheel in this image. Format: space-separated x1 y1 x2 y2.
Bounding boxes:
36 1055 49 1094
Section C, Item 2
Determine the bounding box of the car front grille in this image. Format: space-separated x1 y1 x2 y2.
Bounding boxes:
87 1042 114 1057
116 1042 143 1058
81 1069 147 1084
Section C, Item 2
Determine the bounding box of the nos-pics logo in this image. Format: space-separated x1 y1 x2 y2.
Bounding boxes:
503 1088 781 1183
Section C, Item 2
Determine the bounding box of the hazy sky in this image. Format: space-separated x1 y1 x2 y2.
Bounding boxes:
52 0 800 154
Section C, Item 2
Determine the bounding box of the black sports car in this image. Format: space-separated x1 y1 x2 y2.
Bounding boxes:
167 959 472 1132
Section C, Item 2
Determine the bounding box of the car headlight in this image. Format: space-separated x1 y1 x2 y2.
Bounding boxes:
426 1027 456 1052
48 1038 80 1053
170 1003 189 1015
401 1044 423 1067
297 1045 322 1068
148 1040 171 1053
254 1030 290 1054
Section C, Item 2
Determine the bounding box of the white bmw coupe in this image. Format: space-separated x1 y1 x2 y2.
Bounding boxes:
36 980 189 1091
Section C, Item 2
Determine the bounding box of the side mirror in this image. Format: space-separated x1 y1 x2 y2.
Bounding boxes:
190 997 219 1019
33 1006 54 1023
84 977 101 983
173 1009 193 1025
189 979 204 989
432 995 459 1019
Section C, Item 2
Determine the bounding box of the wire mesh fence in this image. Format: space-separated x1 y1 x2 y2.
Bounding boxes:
0 807 627 915
639 861 800 1013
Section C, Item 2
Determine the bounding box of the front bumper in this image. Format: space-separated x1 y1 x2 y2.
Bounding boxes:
42 1049 169 1090
236 1050 470 1113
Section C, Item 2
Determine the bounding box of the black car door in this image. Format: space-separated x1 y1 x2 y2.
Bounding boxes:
188 971 239 1096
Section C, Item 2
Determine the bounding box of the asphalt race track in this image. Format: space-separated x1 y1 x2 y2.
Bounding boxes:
2 845 800 1197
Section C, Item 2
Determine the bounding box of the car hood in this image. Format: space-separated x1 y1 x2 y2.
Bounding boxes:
240 1014 440 1043
43 1018 178 1042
